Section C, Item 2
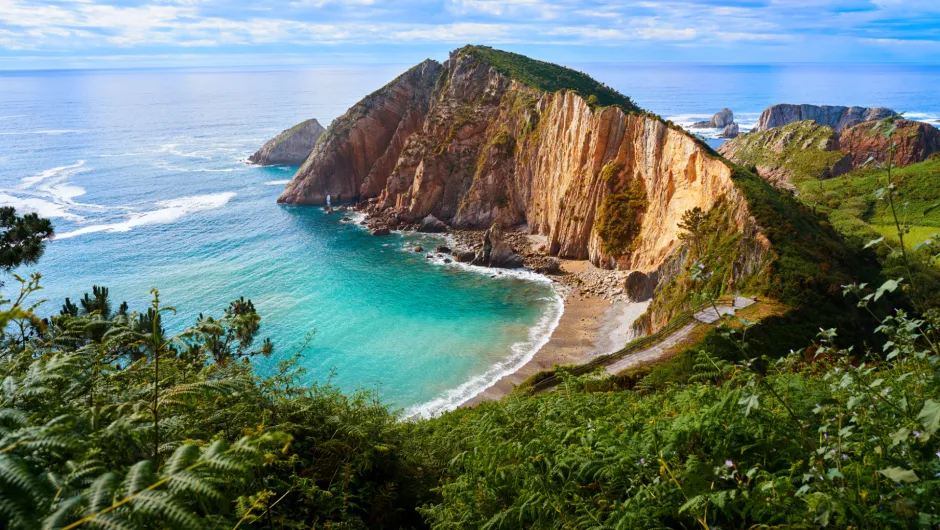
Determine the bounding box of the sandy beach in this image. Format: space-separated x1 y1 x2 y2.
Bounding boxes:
464 260 649 406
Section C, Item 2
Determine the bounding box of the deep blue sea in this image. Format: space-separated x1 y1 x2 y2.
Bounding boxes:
1 62 937 415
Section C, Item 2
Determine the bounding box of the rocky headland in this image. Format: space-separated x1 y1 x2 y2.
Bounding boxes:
720 116 940 188
249 118 325 166
269 46 864 398
752 103 896 133
690 108 739 138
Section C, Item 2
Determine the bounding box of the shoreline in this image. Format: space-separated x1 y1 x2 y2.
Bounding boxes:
339 206 644 415
463 260 648 408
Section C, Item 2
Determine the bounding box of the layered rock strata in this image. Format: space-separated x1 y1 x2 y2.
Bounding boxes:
279 47 774 326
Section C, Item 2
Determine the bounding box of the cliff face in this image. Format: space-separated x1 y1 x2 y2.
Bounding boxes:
839 119 940 168
277 59 442 205
249 119 325 166
753 104 896 133
280 48 772 302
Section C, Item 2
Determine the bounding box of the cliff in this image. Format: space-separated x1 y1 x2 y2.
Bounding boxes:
753 104 896 133
249 119 325 166
839 119 940 168
721 118 940 188
278 46 862 333
278 59 442 205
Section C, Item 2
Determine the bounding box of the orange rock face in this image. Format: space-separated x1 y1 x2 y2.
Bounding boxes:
278 50 770 285
839 119 940 168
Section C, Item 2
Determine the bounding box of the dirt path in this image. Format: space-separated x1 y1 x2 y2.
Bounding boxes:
604 296 755 376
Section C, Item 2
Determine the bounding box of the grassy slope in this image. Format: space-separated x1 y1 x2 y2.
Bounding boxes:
798 156 940 247
720 120 847 182
456 45 639 111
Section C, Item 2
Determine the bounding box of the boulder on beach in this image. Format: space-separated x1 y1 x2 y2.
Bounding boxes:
418 214 448 233
370 227 391 236
472 224 524 268
454 250 476 263
436 245 451 254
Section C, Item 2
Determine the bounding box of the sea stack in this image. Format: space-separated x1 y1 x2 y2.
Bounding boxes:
249 118 325 166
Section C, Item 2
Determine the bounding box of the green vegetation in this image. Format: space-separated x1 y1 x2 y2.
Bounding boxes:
5 131 940 528
456 45 639 111
722 121 848 183
0 207 53 274
595 162 647 257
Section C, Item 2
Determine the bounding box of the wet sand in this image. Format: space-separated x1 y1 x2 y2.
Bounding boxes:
464 260 643 406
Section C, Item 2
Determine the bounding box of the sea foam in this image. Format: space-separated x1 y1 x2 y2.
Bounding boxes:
55 192 236 240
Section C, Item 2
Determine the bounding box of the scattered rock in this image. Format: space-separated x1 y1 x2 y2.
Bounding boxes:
370 227 391 236
418 214 448 233
443 258 452 263
359 220 367 225
471 224 524 268
454 250 476 263
436 245 452 254
718 123 739 139
413 246 423 252
535 258 561 275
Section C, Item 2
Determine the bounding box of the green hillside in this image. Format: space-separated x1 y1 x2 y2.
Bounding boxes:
457 45 640 111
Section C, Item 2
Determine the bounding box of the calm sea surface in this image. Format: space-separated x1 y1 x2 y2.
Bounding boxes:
1 62 936 414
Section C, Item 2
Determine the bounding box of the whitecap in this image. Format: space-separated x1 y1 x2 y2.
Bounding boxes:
404 287 564 419
0 129 84 135
0 193 84 221
264 180 292 186
20 160 86 188
54 192 236 240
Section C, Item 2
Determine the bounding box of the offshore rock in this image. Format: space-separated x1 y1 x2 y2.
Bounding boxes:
249 119 325 166
718 123 739 138
752 104 896 133
691 108 734 129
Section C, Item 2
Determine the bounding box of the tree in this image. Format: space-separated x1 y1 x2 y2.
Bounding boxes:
0 207 54 272
678 206 708 259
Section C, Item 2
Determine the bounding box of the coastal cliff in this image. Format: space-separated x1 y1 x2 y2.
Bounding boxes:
278 46 863 333
278 60 441 205
249 119 325 166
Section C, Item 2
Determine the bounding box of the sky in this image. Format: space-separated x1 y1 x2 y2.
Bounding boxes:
0 0 937 69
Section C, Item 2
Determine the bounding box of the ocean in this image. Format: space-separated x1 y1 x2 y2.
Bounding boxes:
1 62 937 415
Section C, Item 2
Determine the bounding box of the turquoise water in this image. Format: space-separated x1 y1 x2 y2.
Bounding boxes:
1 63 938 414
0 66 561 416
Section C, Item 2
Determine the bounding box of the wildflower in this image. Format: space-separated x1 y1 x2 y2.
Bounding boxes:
842 454 848 460
913 431 921 437
725 460 733 468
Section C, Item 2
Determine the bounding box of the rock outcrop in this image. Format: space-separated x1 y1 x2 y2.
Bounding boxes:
278 60 442 205
839 119 940 168
472 224 524 268
417 214 448 233
752 104 896 133
691 108 734 129
721 118 940 188
249 119 325 166
719 123 739 139
278 46 789 328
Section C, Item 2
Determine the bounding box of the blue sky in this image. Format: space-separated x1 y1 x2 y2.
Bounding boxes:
0 0 937 69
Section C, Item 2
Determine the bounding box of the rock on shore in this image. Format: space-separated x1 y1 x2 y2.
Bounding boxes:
249 119 325 166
